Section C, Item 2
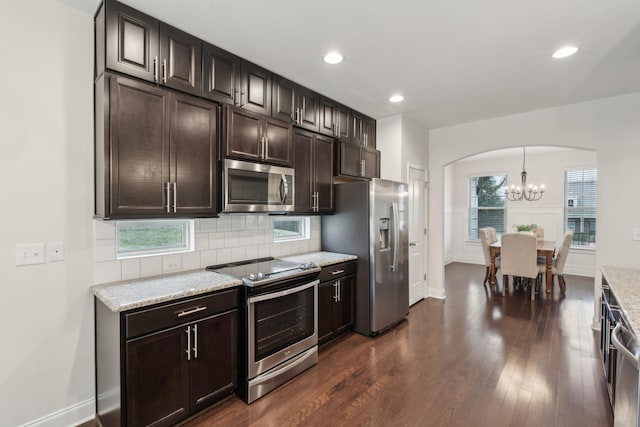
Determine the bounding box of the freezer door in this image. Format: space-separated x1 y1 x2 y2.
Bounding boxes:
370 179 409 333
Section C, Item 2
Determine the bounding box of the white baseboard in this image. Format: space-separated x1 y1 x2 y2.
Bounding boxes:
426 285 446 299
19 398 94 427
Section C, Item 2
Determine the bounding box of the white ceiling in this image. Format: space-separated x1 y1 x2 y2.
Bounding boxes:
70 0 640 129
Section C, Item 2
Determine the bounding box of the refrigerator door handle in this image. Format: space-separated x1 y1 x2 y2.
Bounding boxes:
391 202 399 272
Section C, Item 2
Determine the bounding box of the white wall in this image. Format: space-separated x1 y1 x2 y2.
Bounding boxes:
445 148 597 277
429 93 640 326
377 114 429 183
0 1 95 426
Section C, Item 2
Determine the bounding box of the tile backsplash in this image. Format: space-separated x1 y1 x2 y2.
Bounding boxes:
93 215 321 284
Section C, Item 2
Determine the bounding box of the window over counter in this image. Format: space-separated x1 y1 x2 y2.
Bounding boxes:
565 167 597 248
116 219 195 259
273 217 310 242
468 174 507 240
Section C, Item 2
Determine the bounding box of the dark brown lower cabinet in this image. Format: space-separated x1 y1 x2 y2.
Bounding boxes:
96 288 239 427
317 261 356 346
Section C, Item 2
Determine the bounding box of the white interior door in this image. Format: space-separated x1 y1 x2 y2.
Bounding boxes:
408 165 427 305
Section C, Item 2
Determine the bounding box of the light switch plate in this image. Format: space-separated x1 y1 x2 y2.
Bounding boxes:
47 242 65 262
16 243 45 266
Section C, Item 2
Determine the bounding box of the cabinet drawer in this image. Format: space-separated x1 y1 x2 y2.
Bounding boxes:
318 261 357 282
125 288 239 338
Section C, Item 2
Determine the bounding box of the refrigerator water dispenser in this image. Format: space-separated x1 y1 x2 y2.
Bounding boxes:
379 218 390 250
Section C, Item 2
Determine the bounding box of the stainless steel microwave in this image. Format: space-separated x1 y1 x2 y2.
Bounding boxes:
222 159 294 212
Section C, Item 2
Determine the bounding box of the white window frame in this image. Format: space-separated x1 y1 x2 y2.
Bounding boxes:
565 166 597 250
467 173 507 241
273 217 311 243
116 219 195 259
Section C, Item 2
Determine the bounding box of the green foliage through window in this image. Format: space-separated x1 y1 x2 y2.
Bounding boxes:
468 175 507 240
116 220 194 258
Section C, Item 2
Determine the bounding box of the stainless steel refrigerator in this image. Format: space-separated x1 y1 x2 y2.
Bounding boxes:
321 178 409 336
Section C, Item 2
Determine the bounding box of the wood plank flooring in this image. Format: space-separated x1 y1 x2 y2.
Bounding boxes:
181 262 612 427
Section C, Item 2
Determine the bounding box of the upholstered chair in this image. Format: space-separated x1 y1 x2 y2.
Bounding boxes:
501 232 539 301
479 227 500 285
538 231 574 296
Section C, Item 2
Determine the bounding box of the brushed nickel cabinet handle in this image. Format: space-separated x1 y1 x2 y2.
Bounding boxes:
165 182 171 213
185 326 191 361
154 56 158 82
162 58 167 83
177 306 207 317
331 269 345 275
172 182 177 213
193 323 198 359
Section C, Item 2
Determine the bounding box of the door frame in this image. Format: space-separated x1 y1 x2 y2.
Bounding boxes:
407 163 428 303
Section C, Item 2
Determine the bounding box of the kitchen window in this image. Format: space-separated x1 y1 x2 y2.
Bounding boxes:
468 174 507 240
565 167 597 248
273 217 310 242
116 219 195 259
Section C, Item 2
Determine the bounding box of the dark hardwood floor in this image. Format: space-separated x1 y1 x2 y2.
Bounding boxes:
181 262 612 427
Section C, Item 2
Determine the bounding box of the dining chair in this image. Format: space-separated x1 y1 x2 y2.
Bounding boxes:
538 230 574 296
479 227 500 285
501 232 539 301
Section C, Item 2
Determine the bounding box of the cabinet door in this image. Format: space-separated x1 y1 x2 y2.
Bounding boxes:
160 24 202 96
170 94 218 215
319 97 337 137
225 106 262 162
264 117 293 166
272 75 296 123
241 60 272 116
335 275 355 336
362 146 380 179
294 130 313 212
297 86 320 132
203 43 241 105
351 111 365 145
336 103 351 141
105 1 159 83
190 310 238 413
318 281 337 346
126 325 190 427
362 116 376 148
338 141 362 178
314 135 334 213
109 76 170 217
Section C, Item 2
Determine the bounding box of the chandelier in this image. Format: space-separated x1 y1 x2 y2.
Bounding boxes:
505 146 545 201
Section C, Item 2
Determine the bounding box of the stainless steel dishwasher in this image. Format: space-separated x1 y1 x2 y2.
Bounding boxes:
612 323 640 427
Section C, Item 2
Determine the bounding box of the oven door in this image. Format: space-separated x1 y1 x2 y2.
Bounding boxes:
248 279 318 379
224 159 294 212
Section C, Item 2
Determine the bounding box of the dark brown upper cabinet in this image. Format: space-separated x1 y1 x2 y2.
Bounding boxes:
97 0 202 96
225 105 293 166
294 129 334 214
351 110 376 148
95 74 218 219
319 97 351 139
272 75 319 132
203 43 241 105
240 60 272 116
335 141 380 180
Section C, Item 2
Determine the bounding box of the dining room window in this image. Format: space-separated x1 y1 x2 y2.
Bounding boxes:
468 174 507 240
565 167 597 247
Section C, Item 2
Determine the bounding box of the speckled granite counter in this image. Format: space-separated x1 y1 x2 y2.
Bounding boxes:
281 251 357 267
92 270 242 312
601 266 640 336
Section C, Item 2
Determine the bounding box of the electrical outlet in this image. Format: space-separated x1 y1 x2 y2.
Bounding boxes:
47 242 65 262
15 243 45 266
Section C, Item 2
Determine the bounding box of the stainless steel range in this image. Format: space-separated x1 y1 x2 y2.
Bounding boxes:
207 257 320 403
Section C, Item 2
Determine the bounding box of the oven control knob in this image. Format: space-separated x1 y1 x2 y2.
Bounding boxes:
256 272 264 280
249 273 257 281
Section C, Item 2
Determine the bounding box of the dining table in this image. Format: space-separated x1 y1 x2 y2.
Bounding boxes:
489 239 556 297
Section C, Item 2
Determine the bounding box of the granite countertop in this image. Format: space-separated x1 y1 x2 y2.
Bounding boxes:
92 270 242 313
601 266 640 336
281 251 357 267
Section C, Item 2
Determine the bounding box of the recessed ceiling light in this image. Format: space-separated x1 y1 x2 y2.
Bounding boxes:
389 94 404 103
552 45 578 59
323 51 343 65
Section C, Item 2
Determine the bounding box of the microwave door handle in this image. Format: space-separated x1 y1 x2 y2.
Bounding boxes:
280 174 289 204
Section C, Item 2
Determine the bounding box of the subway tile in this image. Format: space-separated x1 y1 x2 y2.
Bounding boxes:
121 258 141 281
94 260 122 285
258 215 272 230
163 254 183 274
195 233 209 251
238 231 253 246
198 218 217 233
216 216 232 232
311 227 320 239
258 244 272 258
182 252 201 271
94 238 116 262
245 245 258 260
224 231 239 248
270 243 282 257
200 250 217 267
232 216 246 231
251 230 265 245
217 248 232 264
140 256 163 278
231 246 246 261
208 232 225 249
245 215 259 230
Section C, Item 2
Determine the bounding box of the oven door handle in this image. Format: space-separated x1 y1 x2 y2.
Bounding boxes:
250 346 317 384
248 279 319 303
